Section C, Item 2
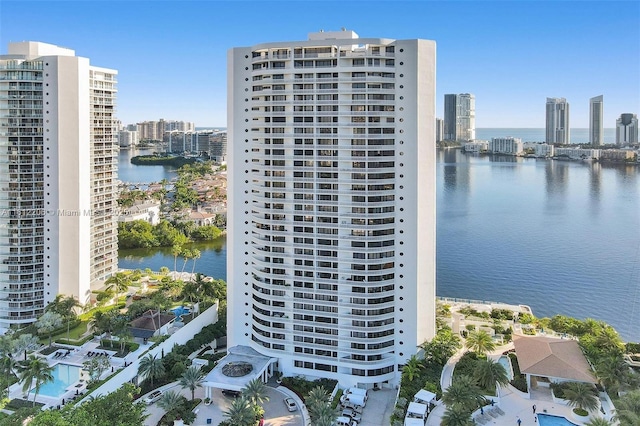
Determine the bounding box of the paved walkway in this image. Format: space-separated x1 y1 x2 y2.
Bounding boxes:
425 340 598 426
143 385 304 426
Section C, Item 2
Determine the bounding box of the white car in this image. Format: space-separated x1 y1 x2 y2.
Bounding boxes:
143 390 162 404
342 407 362 423
284 397 297 412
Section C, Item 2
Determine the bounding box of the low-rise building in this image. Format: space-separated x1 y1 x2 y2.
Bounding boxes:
188 210 216 226
489 137 523 155
118 201 161 226
534 143 555 158
555 148 600 160
599 149 636 162
463 141 489 153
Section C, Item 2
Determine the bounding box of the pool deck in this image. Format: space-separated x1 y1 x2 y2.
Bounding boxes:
7 339 133 409
425 342 607 426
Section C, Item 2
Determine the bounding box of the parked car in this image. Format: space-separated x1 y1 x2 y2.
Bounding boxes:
143 390 162 404
335 416 358 426
342 407 362 423
222 389 242 398
284 397 297 412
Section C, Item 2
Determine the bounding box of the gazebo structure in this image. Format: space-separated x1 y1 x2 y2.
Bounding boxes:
512 335 598 392
129 310 176 342
413 389 436 408
201 346 278 400
405 401 428 425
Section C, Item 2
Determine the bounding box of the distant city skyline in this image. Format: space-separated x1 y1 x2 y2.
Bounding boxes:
1 1 638 128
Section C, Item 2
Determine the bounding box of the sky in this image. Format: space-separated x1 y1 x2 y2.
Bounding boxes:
1 0 638 128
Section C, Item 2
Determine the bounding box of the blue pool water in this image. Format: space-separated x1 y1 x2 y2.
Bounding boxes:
171 306 191 316
537 414 578 426
30 363 81 398
498 356 514 380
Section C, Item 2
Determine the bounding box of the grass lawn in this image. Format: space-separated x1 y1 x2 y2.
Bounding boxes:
78 302 125 321
50 320 89 341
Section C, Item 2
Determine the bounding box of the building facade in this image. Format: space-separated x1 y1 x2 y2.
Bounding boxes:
546 97 570 144
227 30 436 388
435 118 443 143
589 95 603 146
0 42 118 331
616 113 638 146
443 93 475 142
489 137 523 155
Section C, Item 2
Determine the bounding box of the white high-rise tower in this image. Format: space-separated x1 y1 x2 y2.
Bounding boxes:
546 97 570 144
589 95 603 146
227 30 436 388
0 42 118 331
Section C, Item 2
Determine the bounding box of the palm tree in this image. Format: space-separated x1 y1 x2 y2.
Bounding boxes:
46 295 82 342
442 375 485 414
313 404 335 426
306 385 329 419
441 403 475 426
613 390 640 426
465 330 496 356
157 390 184 415
242 378 269 406
105 272 132 306
594 327 624 355
180 248 192 274
137 354 165 388
222 397 255 426
585 418 613 426
171 244 182 276
190 248 201 276
596 355 631 396
17 355 54 406
179 366 204 401
11 334 39 361
474 358 510 394
563 382 599 413
402 354 424 382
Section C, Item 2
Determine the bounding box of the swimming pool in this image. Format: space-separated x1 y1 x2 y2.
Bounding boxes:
537 414 578 426
30 363 81 398
171 306 191 316
498 355 514 380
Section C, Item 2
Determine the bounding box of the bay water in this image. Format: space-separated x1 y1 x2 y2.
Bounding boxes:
117 132 640 341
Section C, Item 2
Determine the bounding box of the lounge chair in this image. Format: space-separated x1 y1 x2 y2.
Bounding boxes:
475 415 488 424
53 352 60 358
495 407 505 415
487 408 499 418
87 351 93 357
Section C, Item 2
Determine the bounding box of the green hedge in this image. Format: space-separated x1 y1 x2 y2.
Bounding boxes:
56 333 95 346
5 399 45 410
98 339 139 355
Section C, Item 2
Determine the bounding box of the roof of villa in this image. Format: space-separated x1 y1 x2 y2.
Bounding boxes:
513 335 597 383
129 310 175 331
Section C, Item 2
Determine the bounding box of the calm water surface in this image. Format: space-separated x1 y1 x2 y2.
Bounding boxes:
437 149 639 341
116 144 640 341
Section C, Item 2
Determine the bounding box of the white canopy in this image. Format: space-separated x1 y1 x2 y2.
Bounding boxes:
414 389 436 404
406 401 428 418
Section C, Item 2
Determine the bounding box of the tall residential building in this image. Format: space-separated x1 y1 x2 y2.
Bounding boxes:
589 95 604 146
228 30 436 388
435 118 444 143
546 97 570 144
616 113 638 145
0 42 118 331
443 93 475 142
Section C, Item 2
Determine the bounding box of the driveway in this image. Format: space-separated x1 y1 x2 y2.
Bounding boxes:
144 385 303 426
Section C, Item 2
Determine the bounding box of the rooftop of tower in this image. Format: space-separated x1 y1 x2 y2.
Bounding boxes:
308 28 359 40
